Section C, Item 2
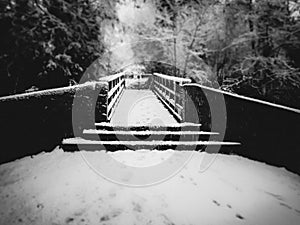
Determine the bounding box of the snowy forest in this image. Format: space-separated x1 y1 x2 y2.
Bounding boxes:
1 0 300 108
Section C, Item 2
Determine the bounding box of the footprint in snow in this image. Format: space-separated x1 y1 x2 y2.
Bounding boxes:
212 200 220 206
65 217 74 223
132 201 142 213
161 214 175 225
279 202 292 210
295 209 300 214
100 209 122 222
236 214 245 220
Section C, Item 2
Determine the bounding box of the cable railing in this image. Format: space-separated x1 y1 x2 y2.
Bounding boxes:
152 73 191 122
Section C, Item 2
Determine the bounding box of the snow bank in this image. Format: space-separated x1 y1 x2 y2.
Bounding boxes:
0 148 299 225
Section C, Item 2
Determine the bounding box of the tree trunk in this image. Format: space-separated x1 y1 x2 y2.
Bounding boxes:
248 0 256 54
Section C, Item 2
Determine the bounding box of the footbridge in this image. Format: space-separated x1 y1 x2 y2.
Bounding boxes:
1 71 299 173
62 72 240 151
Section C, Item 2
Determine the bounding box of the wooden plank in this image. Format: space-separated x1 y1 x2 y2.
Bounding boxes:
63 138 241 146
107 78 125 99
154 80 176 96
94 122 202 127
84 129 218 135
107 87 125 120
154 88 183 122
107 85 124 110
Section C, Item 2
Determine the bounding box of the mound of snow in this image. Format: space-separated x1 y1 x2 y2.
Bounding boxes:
0 148 299 225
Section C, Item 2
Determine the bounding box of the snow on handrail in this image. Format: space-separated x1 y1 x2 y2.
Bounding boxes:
99 72 125 82
0 81 104 101
84 129 218 135
153 73 191 84
183 83 300 114
94 122 202 127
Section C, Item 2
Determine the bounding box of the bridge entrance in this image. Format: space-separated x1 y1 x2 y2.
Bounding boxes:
96 72 192 124
62 72 240 151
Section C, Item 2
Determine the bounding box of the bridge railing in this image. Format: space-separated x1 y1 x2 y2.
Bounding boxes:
152 73 191 122
99 72 125 120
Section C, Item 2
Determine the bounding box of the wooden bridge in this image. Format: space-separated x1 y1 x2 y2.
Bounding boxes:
62 73 240 151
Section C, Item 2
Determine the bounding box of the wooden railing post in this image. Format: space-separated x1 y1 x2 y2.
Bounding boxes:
182 87 187 122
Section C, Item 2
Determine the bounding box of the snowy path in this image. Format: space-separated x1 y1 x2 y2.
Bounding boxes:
110 89 177 126
0 149 300 225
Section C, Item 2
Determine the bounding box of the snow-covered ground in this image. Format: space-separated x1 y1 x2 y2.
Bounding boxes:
0 148 300 225
125 78 149 89
111 89 177 126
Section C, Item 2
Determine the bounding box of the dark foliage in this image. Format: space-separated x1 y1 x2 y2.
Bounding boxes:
0 82 107 163
0 0 116 96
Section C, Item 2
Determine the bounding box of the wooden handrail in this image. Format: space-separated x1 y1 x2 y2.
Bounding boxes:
153 73 191 84
99 73 126 121
99 72 125 82
183 83 300 114
152 73 191 122
99 72 196 122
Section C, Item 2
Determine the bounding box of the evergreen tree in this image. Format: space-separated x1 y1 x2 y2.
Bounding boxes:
0 0 117 95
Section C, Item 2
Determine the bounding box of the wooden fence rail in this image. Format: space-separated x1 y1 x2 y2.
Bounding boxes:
99 72 125 120
152 73 191 122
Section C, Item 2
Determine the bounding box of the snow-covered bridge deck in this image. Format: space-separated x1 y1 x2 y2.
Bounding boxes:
110 89 177 126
